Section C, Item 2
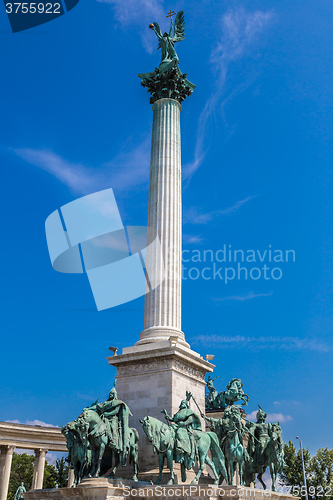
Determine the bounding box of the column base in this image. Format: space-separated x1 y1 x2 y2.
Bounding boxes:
136 327 190 349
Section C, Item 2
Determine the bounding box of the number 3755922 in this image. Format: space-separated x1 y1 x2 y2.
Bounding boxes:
5 3 61 14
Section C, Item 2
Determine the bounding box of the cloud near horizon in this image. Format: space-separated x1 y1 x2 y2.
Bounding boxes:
190 335 332 353
213 291 273 302
246 410 293 424
6 419 59 428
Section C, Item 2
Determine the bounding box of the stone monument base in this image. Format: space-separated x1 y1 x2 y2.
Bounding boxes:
24 479 297 500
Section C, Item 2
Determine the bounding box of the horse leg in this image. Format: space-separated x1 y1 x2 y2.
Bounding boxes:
229 460 234 485
191 450 205 484
270 463 276 491
181 463 187 483
238 458 244 486
154 454 164 485
205 456 219 486
166 449 174 485
93 441 106 478
132 446 139 482
112 452 120 478
225 457 231 485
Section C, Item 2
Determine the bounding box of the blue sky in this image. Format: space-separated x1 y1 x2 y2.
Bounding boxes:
1 0 332 459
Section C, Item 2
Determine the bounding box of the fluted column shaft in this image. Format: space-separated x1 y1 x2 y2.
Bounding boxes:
0 446 14 500
137 98 188 347
31 449 47 490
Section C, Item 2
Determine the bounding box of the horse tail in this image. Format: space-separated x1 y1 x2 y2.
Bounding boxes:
208 432 228 482
132 427 140 444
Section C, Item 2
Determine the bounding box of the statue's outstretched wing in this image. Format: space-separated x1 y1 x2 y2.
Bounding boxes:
172 10 185 43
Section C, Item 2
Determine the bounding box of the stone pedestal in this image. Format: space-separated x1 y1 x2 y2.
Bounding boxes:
23 478 298 500
108 340 214 482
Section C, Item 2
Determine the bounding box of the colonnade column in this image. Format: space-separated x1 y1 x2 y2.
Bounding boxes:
31 448 47 490
0 445 14 500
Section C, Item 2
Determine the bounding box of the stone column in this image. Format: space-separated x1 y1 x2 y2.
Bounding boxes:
31 449 47 490
137 98 189 348
0 445 14 500
67 468 75 487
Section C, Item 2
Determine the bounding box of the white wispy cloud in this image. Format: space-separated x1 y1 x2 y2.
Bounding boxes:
183 234 204 244
213 291 273 302
190 335 332 352
6 419 59 428
246 410 293 424
184 196 255 225
184 8 274 180
96 0 165 53
13 137 150 196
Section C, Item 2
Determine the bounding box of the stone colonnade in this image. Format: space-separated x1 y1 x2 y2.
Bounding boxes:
0 422 69 500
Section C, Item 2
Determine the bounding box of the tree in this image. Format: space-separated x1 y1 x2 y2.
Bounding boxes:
280 439 312 489
55 457 69 487
280 440 333 500
310 448 333 500
7 453 34 500
8 452 69 499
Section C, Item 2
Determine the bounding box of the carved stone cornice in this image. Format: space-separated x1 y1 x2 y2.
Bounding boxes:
109 343 213 383
0 422 67 452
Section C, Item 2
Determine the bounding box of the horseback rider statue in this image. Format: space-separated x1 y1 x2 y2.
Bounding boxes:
84 380 132 465
245 406 270 468
205 377 250 410
162 392 201 470
244 406 285 491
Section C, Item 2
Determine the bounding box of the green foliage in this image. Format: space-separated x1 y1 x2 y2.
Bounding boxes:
280 440 333 500
55 457 69 487
7 453 34 500
8 452 69 499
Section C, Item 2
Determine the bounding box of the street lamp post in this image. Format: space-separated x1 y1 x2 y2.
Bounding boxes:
296 436 309 500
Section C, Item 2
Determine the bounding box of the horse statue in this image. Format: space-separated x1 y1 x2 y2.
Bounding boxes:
223 416 246 485
206 377 249 410
140 415 228 485
77 409 139 481
217 379 250 409
62 421 92 486
244 422 285 491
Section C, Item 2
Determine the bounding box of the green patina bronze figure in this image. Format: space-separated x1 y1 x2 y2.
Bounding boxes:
138 10 196 104
206 376 250 410
201 405 251 485
140 392 228 485
84 381 131 464
62 380 139 486
244 406 285 491
14 482 26 500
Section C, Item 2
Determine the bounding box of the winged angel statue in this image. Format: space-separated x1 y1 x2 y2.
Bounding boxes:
138 11 196 104
149 11 185 72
